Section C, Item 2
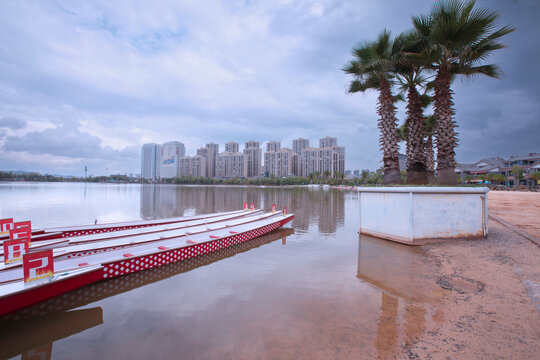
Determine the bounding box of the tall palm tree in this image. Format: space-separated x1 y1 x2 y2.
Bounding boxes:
343 30 402 184
393 32 432 184
410 0 514 184
424 114 436 183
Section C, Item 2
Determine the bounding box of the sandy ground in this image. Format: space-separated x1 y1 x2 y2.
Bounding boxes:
396 220 540 359
488 191 540 239
392 191 540 359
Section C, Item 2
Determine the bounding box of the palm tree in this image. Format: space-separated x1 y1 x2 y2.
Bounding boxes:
410 0 514 185
343 30 402 184
424 114 436 183
393 32 432 184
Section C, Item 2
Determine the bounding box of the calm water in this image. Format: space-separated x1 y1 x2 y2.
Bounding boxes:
0 183 443 360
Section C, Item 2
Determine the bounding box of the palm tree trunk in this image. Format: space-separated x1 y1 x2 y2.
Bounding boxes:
378 78 402 184
406 87 428 184
425 133 435 183
434 65 458 185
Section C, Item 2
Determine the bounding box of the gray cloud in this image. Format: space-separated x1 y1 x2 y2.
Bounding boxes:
2 125 137 159
0 117 26 130
0 0 538 175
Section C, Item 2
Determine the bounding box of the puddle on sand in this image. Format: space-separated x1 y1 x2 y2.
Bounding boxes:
357 234 446 358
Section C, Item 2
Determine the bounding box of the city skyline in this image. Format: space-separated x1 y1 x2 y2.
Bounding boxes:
142 136 346 180
0 1 538 176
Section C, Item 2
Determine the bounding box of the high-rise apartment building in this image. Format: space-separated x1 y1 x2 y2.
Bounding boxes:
266 141 281 152
160 141 185 178
216 152 247 178
332 145 346 175
298 137 346 177
179 155 207 177
244 141 262 178
300 147 320 177
293 138 309 155
319 136 338 148
141 143 162 180
264 147 295 177
264 151 279 177
197 142 219 178
278 148 295 177
225 141 239 153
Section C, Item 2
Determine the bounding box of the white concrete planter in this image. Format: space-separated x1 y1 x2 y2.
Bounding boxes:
358 187 489 245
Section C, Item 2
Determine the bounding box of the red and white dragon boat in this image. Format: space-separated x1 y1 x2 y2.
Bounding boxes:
0 205 294 316
0 208 252 242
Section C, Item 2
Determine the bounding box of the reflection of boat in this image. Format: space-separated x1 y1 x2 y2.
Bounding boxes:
1 209 248 241
6 228 294 321
0 212 295 316
0 307 103 359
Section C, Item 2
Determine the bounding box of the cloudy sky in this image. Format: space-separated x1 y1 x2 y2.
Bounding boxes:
0 0 538 176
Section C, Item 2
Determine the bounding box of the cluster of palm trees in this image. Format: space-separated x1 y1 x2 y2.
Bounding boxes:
343 0 514 185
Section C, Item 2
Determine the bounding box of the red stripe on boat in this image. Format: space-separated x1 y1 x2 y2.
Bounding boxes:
78 263 89 266
158 246 169 250
123 253 134 258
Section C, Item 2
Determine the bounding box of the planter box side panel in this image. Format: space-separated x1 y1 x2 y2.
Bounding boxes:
360 192 411 243
412 193 484 239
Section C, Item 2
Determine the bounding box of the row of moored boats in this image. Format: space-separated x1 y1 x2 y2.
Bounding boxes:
0 205 294 316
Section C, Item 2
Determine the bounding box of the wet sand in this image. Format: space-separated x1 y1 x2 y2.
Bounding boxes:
393 191 540 359
396 220 540 359
488 191 540 239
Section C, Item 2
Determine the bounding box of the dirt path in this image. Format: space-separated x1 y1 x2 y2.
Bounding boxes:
488 191 540 239
398 219 540 359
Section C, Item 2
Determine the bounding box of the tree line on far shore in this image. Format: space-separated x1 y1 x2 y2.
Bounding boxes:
1 169 537 186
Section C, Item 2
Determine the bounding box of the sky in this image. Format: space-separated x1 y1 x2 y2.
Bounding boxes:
0 0 538 176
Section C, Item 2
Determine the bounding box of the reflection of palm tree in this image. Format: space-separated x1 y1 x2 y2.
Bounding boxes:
375 293 399 358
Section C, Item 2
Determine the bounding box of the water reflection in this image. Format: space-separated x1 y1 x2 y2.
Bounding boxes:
357 234 442 359
140 185 345 234
0 307 103 360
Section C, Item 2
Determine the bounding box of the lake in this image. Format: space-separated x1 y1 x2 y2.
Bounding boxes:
0 183 442 359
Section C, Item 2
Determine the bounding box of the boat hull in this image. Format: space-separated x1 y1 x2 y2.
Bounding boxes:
0 268 104 317
102 215 294 278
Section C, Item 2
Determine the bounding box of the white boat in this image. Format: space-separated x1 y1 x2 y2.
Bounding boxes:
1 209 263 258
0 209 249 241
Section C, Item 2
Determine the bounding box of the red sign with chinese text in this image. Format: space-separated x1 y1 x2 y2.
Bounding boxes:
14 220 31 230
0 218 13 236
3 238 29 264
10 227 32 246
23 250 54 283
